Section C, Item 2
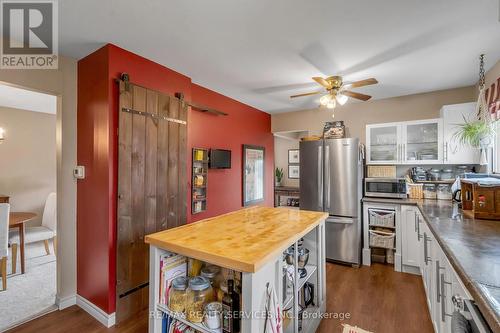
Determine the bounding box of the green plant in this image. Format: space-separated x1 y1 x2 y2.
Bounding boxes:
275 167 284 182
453 117 495 148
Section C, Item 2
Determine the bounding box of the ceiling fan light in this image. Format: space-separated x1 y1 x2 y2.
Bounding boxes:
319 94 331 106
336 93 348 105
326 100 336 109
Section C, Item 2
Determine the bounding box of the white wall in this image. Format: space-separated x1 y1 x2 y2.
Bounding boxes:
0 106 56 226
0 56 78 307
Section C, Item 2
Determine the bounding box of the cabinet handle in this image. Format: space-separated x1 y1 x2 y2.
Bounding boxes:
417 216 422 241
414 213 418 233
444 142 448 161
436 260 444 303
440 273 452 322
423 232 432 265
403 143 406 161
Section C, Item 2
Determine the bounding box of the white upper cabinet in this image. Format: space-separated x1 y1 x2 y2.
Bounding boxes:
366 102 478 165
366 122 401 164
440 102 479 165
366 119 443 164
402 119 443 164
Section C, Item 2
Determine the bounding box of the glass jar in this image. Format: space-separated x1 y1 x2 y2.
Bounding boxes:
441 169 454 180
201 265 221 301
423 184 437 199
429 169 441 181
186 276 212 323
204 302 222 330
437 184 452 200
168 276 188 313
456 166 472 178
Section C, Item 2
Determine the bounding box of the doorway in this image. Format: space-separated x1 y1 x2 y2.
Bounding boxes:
0 83 58 330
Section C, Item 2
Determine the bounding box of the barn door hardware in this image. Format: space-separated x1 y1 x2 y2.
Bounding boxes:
121 107 187 125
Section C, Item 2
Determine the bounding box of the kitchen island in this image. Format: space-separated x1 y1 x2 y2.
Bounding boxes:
145 206 327 333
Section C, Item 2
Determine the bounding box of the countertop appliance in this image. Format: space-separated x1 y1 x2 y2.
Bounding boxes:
299 138 363 265
364 177 407 199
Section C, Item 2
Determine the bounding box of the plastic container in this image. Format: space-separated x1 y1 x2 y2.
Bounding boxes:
423 184 437 199
437 184 452 200
169 276 188 313
186 276 213 323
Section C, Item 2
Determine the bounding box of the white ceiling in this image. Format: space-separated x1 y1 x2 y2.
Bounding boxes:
0 84 57 114
59 0 500 114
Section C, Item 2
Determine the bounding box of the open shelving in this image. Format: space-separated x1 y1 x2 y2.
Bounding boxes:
156 303 221 333
192 148 209 214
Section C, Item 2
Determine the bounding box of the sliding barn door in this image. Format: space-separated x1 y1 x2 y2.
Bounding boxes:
116 81 188 322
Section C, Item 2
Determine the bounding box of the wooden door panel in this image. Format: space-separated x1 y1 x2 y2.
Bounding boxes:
117 81 187 323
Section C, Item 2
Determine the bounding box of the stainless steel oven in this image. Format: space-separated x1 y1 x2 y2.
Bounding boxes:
364 178 406 199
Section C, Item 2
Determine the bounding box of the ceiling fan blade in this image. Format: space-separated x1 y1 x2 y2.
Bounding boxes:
312 77 332 89
290 91 322 98
342 90 372 101
343 78 378 89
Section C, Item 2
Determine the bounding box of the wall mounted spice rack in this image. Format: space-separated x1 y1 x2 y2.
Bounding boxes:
192 148 209 214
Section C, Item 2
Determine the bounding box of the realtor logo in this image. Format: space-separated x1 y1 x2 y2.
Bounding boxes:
1 0 58 69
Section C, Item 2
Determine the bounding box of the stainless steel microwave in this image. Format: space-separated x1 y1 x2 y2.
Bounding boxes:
364 178 407 199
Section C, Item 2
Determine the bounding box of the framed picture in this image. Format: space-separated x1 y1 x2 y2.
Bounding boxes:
242 145 265 206
288 149 300 164
289 165 300 179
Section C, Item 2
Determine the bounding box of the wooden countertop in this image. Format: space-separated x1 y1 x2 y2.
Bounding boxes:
145 206 327 273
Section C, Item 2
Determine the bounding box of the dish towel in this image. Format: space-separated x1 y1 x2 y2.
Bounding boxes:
265 285 282 333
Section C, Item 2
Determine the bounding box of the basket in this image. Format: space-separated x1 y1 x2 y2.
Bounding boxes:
367 165 396 178
407 183 423 199
369 230 395 249
368 209 395 228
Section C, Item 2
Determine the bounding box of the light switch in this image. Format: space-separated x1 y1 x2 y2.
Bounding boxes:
73 166 85 179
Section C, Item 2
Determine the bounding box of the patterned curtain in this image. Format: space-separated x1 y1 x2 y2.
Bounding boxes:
485 77 500 121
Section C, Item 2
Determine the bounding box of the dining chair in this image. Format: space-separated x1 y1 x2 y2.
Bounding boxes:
0 203 10 290
9 193 56 273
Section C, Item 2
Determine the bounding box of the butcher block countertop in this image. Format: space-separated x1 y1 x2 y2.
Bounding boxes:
145 206 327 273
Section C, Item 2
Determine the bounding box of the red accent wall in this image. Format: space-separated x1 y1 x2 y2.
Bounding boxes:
188 84 274 223
77 44 273 314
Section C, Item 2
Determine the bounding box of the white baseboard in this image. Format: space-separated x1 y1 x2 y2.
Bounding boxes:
76 295 116 328
56 294 76 310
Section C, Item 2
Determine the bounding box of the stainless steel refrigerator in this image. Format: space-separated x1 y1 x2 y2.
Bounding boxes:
300 138 363 265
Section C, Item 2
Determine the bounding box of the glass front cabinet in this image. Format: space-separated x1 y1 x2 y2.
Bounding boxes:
366 119 443 165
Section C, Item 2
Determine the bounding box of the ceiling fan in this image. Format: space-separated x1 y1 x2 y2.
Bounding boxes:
290 76 378 110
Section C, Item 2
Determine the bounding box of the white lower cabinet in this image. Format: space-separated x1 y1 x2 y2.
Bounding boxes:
400 205 474 333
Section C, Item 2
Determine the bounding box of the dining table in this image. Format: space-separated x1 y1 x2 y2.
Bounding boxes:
9 212 37 274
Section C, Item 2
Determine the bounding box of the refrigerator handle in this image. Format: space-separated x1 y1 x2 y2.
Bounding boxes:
325 146 330 211
318 145 323 210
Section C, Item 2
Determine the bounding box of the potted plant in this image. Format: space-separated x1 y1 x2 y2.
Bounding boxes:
275 167 284 187
453 117 495 148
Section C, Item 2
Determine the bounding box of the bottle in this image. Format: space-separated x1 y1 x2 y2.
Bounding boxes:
222 280 234 333
231 279 241 333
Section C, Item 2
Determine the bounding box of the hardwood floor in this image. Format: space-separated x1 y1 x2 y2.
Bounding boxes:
8 263 433 333
316 263 433 333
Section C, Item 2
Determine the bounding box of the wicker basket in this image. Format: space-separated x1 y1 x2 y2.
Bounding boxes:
366 165 396 178
368 209 395 228
407 183 423 199
369 230 395 249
